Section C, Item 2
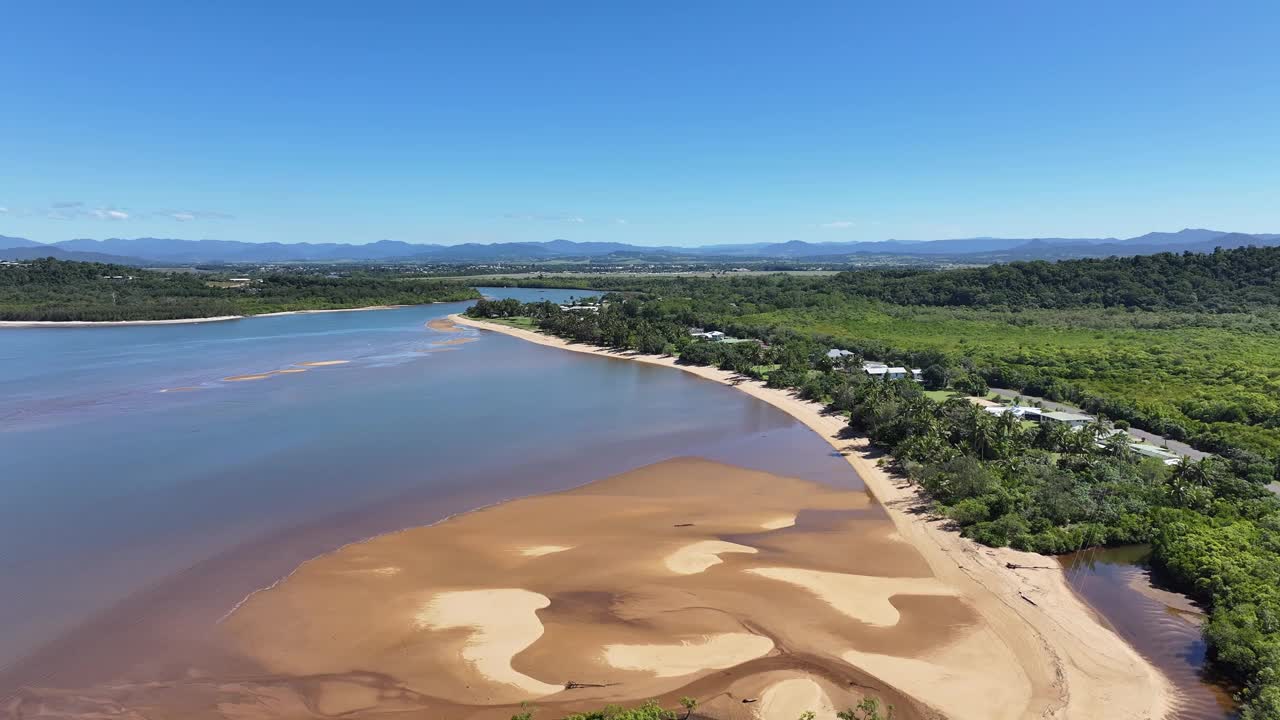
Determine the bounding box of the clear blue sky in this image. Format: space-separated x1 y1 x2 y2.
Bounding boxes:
3 1 1278 246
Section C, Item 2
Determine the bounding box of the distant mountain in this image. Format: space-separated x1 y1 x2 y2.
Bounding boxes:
0 235 46 249
0 245 148 264
2 228 1276 265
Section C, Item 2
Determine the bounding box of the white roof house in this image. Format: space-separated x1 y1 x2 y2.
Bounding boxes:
692 330 726 341
827 349 855 360
1038 411 1095 428
1130 443 1181 465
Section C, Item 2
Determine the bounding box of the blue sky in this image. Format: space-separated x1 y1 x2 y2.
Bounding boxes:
2 1 1278 246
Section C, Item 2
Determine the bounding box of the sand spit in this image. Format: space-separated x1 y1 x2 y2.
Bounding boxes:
295 360 350 367
519 545 573 557
416 589 564 697
223 368 310 382
427 317 464 332
436 336 477 346
603 633 775 677
747 567 956 627
451 314 1174 720
1 304 418 329
0 315 242 328
665 540 758 575
757 677 837 720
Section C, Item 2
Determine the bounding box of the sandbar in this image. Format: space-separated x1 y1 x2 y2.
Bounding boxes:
415 589 564 697
519 545 573 557
664 540 757 575
451 314 1174 720
603 633 775 677
757 677 837 720
426 317 464 332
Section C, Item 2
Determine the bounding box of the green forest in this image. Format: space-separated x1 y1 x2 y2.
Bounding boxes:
470 245 1280 718
0 258 478 321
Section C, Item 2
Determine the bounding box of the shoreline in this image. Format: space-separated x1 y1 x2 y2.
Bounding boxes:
0 303 430 328
452 314 1175 720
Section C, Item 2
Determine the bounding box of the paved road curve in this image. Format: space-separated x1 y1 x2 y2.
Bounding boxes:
988 387 1213 461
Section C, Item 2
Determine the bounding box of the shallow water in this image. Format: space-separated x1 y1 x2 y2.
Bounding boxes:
0 288 866 689
1060 545 1238 719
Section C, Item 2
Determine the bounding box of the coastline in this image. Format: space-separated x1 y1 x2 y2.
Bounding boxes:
452 313 1175 720
0 303 417 328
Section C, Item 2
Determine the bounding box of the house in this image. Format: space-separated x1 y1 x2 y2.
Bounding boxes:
692 330 726 342
827 349 855 360
560 305 599 313
1130 443 1181 465
1037 411 1094 429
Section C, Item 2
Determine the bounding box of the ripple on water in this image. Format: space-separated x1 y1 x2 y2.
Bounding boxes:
1060 547 1239 720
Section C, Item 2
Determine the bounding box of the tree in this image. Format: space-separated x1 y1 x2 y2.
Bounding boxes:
837 697 894 720
679 697 697 720
922 363 950 390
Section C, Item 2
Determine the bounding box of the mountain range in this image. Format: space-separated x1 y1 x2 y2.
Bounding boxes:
2 229 1277 265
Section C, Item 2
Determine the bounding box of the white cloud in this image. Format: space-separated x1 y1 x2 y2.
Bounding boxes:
92 208 129 220
615 218 628 225
820 220 855 229
162 209 234 221
0 207 8 214
504 211 588 224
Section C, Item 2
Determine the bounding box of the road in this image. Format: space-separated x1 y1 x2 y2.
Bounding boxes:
988 387 1213 461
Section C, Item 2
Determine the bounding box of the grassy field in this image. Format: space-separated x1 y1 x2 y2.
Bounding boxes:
739 303 1280 453
484 316 539 330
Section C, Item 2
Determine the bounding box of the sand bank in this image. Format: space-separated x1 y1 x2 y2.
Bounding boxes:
220 458 940 717
295 360 350 367
451 314 1174 720
427 317 465 332
416 589 564 697
0 304 418 329
757 677 837 720
0 315 242 328
665 540 757 575
603 633 775 677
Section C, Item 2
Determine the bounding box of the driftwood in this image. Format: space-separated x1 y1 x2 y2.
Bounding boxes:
741 698 758 704
1019 593 1039 606
1005 562 1056 570
564 681 619 690
673 523 695 527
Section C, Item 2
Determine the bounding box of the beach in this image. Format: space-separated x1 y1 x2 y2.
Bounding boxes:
0 304 414 328
451 314 1174 720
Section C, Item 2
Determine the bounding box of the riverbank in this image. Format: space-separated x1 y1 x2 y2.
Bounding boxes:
452 313 1175 720
0 304 416 328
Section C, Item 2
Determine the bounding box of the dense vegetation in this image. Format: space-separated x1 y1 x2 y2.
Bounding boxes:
0 258 478 321
468 246 1280 717
483 246 1280 458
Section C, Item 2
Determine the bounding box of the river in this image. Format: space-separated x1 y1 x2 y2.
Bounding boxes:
0 290 1234 717
0 288 863 691
1061 545 1239 719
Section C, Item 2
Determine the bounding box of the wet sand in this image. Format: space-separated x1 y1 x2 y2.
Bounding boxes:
427 317 465 332
0 305 418 329
220 458 946 718
452 314 1174 720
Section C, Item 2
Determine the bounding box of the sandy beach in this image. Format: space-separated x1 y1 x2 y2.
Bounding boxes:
451 314 1174 720
223 458 942 719
0 304 416 329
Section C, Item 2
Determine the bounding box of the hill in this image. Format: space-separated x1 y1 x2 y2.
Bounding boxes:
2 228 1277 265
